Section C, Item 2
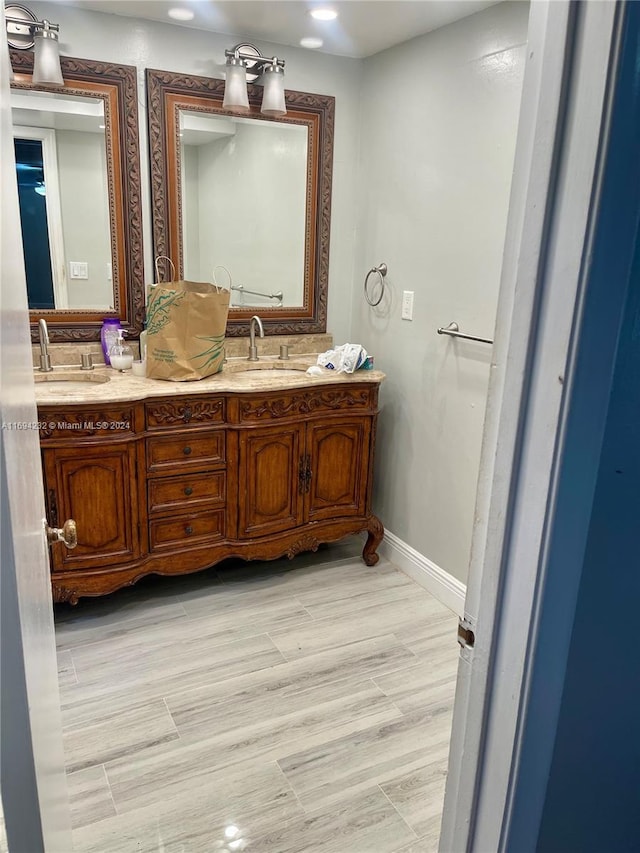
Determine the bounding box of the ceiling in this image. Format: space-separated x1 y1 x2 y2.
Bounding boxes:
54 0 501 58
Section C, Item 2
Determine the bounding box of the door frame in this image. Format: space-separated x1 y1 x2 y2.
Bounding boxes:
13 124 69 308
441 1 628 849
1 9 72 850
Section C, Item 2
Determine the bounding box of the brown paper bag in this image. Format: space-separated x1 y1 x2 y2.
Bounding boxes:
145 280 230 381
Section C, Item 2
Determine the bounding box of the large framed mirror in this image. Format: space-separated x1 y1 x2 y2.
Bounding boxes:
146 69 334 336
10 51 144 342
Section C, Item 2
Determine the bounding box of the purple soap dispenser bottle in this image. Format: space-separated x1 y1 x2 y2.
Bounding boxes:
101 318 122 366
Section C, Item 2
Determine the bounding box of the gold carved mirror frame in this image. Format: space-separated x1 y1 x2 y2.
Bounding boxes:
10 51 145 342
146 68 335 336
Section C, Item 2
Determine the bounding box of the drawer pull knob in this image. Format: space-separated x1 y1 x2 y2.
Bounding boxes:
184 486 193 496
185 525 193 535
183 446 192 455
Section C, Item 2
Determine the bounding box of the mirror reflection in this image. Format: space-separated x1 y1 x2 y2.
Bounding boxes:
179 110 308 308
11 89 113 311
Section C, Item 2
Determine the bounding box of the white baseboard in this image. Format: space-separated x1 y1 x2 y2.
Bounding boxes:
380 530 466 617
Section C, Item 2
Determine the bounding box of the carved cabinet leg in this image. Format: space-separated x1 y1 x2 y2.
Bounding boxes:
52 583 79 605
363 514 384 566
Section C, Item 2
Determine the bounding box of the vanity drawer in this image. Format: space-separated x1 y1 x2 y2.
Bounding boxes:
146 431 225 474
149 510 225 551
237 387 377 423
145 398 224 431
38 407 135 441
148 471 225 515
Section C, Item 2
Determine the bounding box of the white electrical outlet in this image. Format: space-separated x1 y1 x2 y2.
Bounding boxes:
401 290 414 320
70 261 88 280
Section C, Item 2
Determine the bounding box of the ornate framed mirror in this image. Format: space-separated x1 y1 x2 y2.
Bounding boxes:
10 51 144 342
146 69 334 336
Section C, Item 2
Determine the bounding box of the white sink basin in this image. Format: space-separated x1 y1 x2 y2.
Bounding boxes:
228 368 308 382
34 372 111 392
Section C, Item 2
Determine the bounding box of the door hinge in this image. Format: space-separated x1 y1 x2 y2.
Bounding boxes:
457 617 475 650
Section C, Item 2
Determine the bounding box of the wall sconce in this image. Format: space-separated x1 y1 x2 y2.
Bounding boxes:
5 3 63 86
223 43 286 117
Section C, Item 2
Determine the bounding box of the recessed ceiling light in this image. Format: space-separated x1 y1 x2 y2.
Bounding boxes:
310 8 338 21
168 7 194 21
300 37 323 49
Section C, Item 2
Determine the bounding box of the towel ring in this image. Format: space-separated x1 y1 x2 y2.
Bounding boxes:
364 263 388 306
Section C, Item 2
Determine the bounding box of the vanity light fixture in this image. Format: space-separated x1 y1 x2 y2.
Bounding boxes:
5 3 63 86
223 43 287 117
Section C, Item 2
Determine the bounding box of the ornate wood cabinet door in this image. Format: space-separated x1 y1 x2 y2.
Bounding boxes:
43 444 139 571
305 418 372 522
238 424 305 537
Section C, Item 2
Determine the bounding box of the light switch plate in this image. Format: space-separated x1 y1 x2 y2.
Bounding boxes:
70 261 88 280
401 290 414 321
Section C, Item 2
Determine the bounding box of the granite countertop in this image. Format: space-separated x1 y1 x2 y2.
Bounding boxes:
34 354 385 406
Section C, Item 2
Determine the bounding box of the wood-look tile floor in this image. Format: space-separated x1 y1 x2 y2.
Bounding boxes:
55 540 459 853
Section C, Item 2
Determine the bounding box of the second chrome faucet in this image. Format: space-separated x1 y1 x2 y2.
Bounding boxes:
248 315 264 362
38 318 53 372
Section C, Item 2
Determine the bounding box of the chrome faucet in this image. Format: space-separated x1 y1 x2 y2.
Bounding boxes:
248 315 264 362
38 318 53 372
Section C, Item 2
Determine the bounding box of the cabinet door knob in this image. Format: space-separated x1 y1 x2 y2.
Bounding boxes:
183 446 192 455
184 486 193 496
46 519 78 550
185 525 193 535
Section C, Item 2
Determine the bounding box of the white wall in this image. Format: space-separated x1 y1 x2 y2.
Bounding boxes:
31 1 363 344
193 123 306 305
57 129 112 308
352 2 528 583
181 144 199 281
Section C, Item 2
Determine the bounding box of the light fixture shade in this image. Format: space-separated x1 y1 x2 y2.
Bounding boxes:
223 61 249 113
32 27 63 86
261 64 286 116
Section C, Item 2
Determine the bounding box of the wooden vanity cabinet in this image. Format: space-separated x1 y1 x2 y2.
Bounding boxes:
38 406 143 601
144 397 229 554
39 383 383 603
306 418 371 522
238 423 304 538
43 443 140 572
238 418 371 537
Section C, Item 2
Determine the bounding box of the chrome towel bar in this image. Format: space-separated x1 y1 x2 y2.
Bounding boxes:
437 321 493 345
231 284 283 304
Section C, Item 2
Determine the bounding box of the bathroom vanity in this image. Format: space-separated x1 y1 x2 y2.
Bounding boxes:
37 361 384 603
